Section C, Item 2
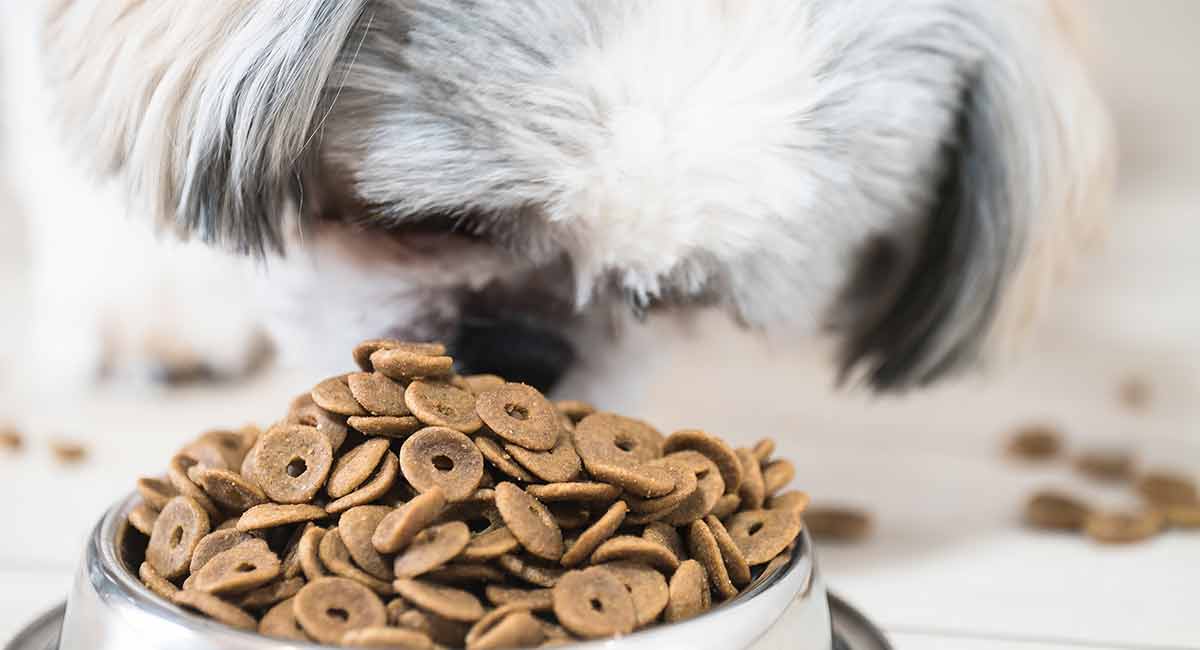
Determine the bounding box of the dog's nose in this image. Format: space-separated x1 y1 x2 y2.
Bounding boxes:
449 319 575 394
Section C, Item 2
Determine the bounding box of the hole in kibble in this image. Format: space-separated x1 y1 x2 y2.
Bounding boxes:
436 404 455 417
169 527 184 547
467 517 491 534
235 562 256 573
327 607 350 622
286 458 307 477
504 404 529 421
589 598 604 612
614 437 635 453
432 455 454 472
748 522 764 536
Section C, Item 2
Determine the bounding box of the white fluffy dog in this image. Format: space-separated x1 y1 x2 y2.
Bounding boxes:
0 0 1113 397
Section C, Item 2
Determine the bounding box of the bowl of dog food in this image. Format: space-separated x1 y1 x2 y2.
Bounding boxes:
7 340 890 650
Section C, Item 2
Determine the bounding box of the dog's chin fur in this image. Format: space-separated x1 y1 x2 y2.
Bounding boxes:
3 0 1113 393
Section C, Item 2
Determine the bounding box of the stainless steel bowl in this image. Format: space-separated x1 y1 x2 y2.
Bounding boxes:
10 493 890 650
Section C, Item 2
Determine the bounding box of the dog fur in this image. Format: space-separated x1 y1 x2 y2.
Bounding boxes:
1 0 1114 394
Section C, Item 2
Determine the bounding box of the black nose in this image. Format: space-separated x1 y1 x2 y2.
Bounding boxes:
449 319 575 394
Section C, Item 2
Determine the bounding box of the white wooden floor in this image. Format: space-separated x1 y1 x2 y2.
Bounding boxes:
1 2 1199 648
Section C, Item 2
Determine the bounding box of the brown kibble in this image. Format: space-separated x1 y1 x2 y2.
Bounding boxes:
327 438 391 498
0 426 22 451
1025 491 1090 531
423 563 505 585
484 585 554 611
751 438 775 464
280 404 348 452
665 559 709 623
686 521 736 601
1084 510 1165 544
371 347 454 382
664 429 743 495
623 460 696 515
393 579 486 623
1136 470 1198 507
393 521 472 578
709 494 742 520
400 427 485 502
736 448 765 510
642 522 687 562
766 490 811 516
726 508 803 564
190 529 258 574
589 535 680 574
324 451 400 514
465 607 544 650
259 597 309 641
407 381 484 434
187 467 267 512
475 436 536 482
704 515 752 587
1007 425 1063 461
136 477 181 511
318 529 394 595
526 482 622 503
661 451 724 525
574 413 663 471
761 459 795 496
190 539 282 596
49 439 87 464
461 525 520 562
599 561 669 628
311 375 369 416
238 576 305 610
347 371 411 416
347 415 423 438
475 383 561 451
505 429 582 483
801 506 871 544
461 374 506 395
561 501 627 568
495 482 564 561
298 526 328 582
555 400 596 423
342 626 435 649
373 487 447 554
1075 449 1136 482
127 503 159 536
552 567 637 639
353 339 446 373
339 506 396 581
1165 503 1200 528
293 577 388 645
147 496 211 579
139 561 179 600
237 504 327 532
496 554 564 588
251 425 334 504
172 589 257 631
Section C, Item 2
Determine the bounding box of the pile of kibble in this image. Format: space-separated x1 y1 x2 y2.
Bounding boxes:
1011 426 1200 543
122 340 808 648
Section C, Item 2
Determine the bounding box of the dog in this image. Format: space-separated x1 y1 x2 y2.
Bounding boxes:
0 0 1113 399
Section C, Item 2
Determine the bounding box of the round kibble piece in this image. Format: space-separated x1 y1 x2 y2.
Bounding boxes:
461 526 520 562
238 576 305 610
339 506 395 581
294 577 388 645
148 496 211 579
1008 425 1062 460
1085 510 1165 544
1075 449 1136 482
475 383 561 451
495 482 564 561
1165 503 1200 528
736 448 766 510
423 563 505 585
191 539 282 595
167 455 221 517
188 467 267 512
552 567 637 639
762 459 795 496
298 526 328 581
139 561 179 600
624 460 696 514
282 405 348 451
704 515 752 587
128 503 159 536
466 608 544 650
191 529 258 575
556 400 596 423
589 460 676 499
497 554 564 588
590 535 680 573
347 371 411 416
766 490 811 516
325 451 400 514
665 560 709 623
663 429 743 495
709 494 742 520
462 373 506 395
1136 471 1198 506
393 579 486 622
393 521 471 578
801 506 871 543
311 376 368 416
561 501 627 568
475 436 536 482
600 561 670 628
327 438 391 498
137 477 180 510
319 529 394 594
406 381 483 433
484 585 554 611
348 416 423 438
373 487 447 554
371 347 454 381
687 521 737 600
252 425 334 504
237 504 328 532
661 452 725 525
172 589 257 631
727 509 803 564
401 427 485 502
1025 491 1091 530
526 482 622 503
259 597 308 641
505 429 582 483
574 413 664 470
752 438 776 464
353 339 446 372
642 522 687 562
342 626 435 649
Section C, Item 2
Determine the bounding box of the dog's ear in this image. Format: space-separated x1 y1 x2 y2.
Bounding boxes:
41 1 369 254
838 3 1114 391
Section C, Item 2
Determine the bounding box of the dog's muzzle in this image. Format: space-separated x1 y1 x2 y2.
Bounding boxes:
449 318 575 394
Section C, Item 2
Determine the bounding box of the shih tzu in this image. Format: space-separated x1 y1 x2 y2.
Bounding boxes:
0 0 1113 398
